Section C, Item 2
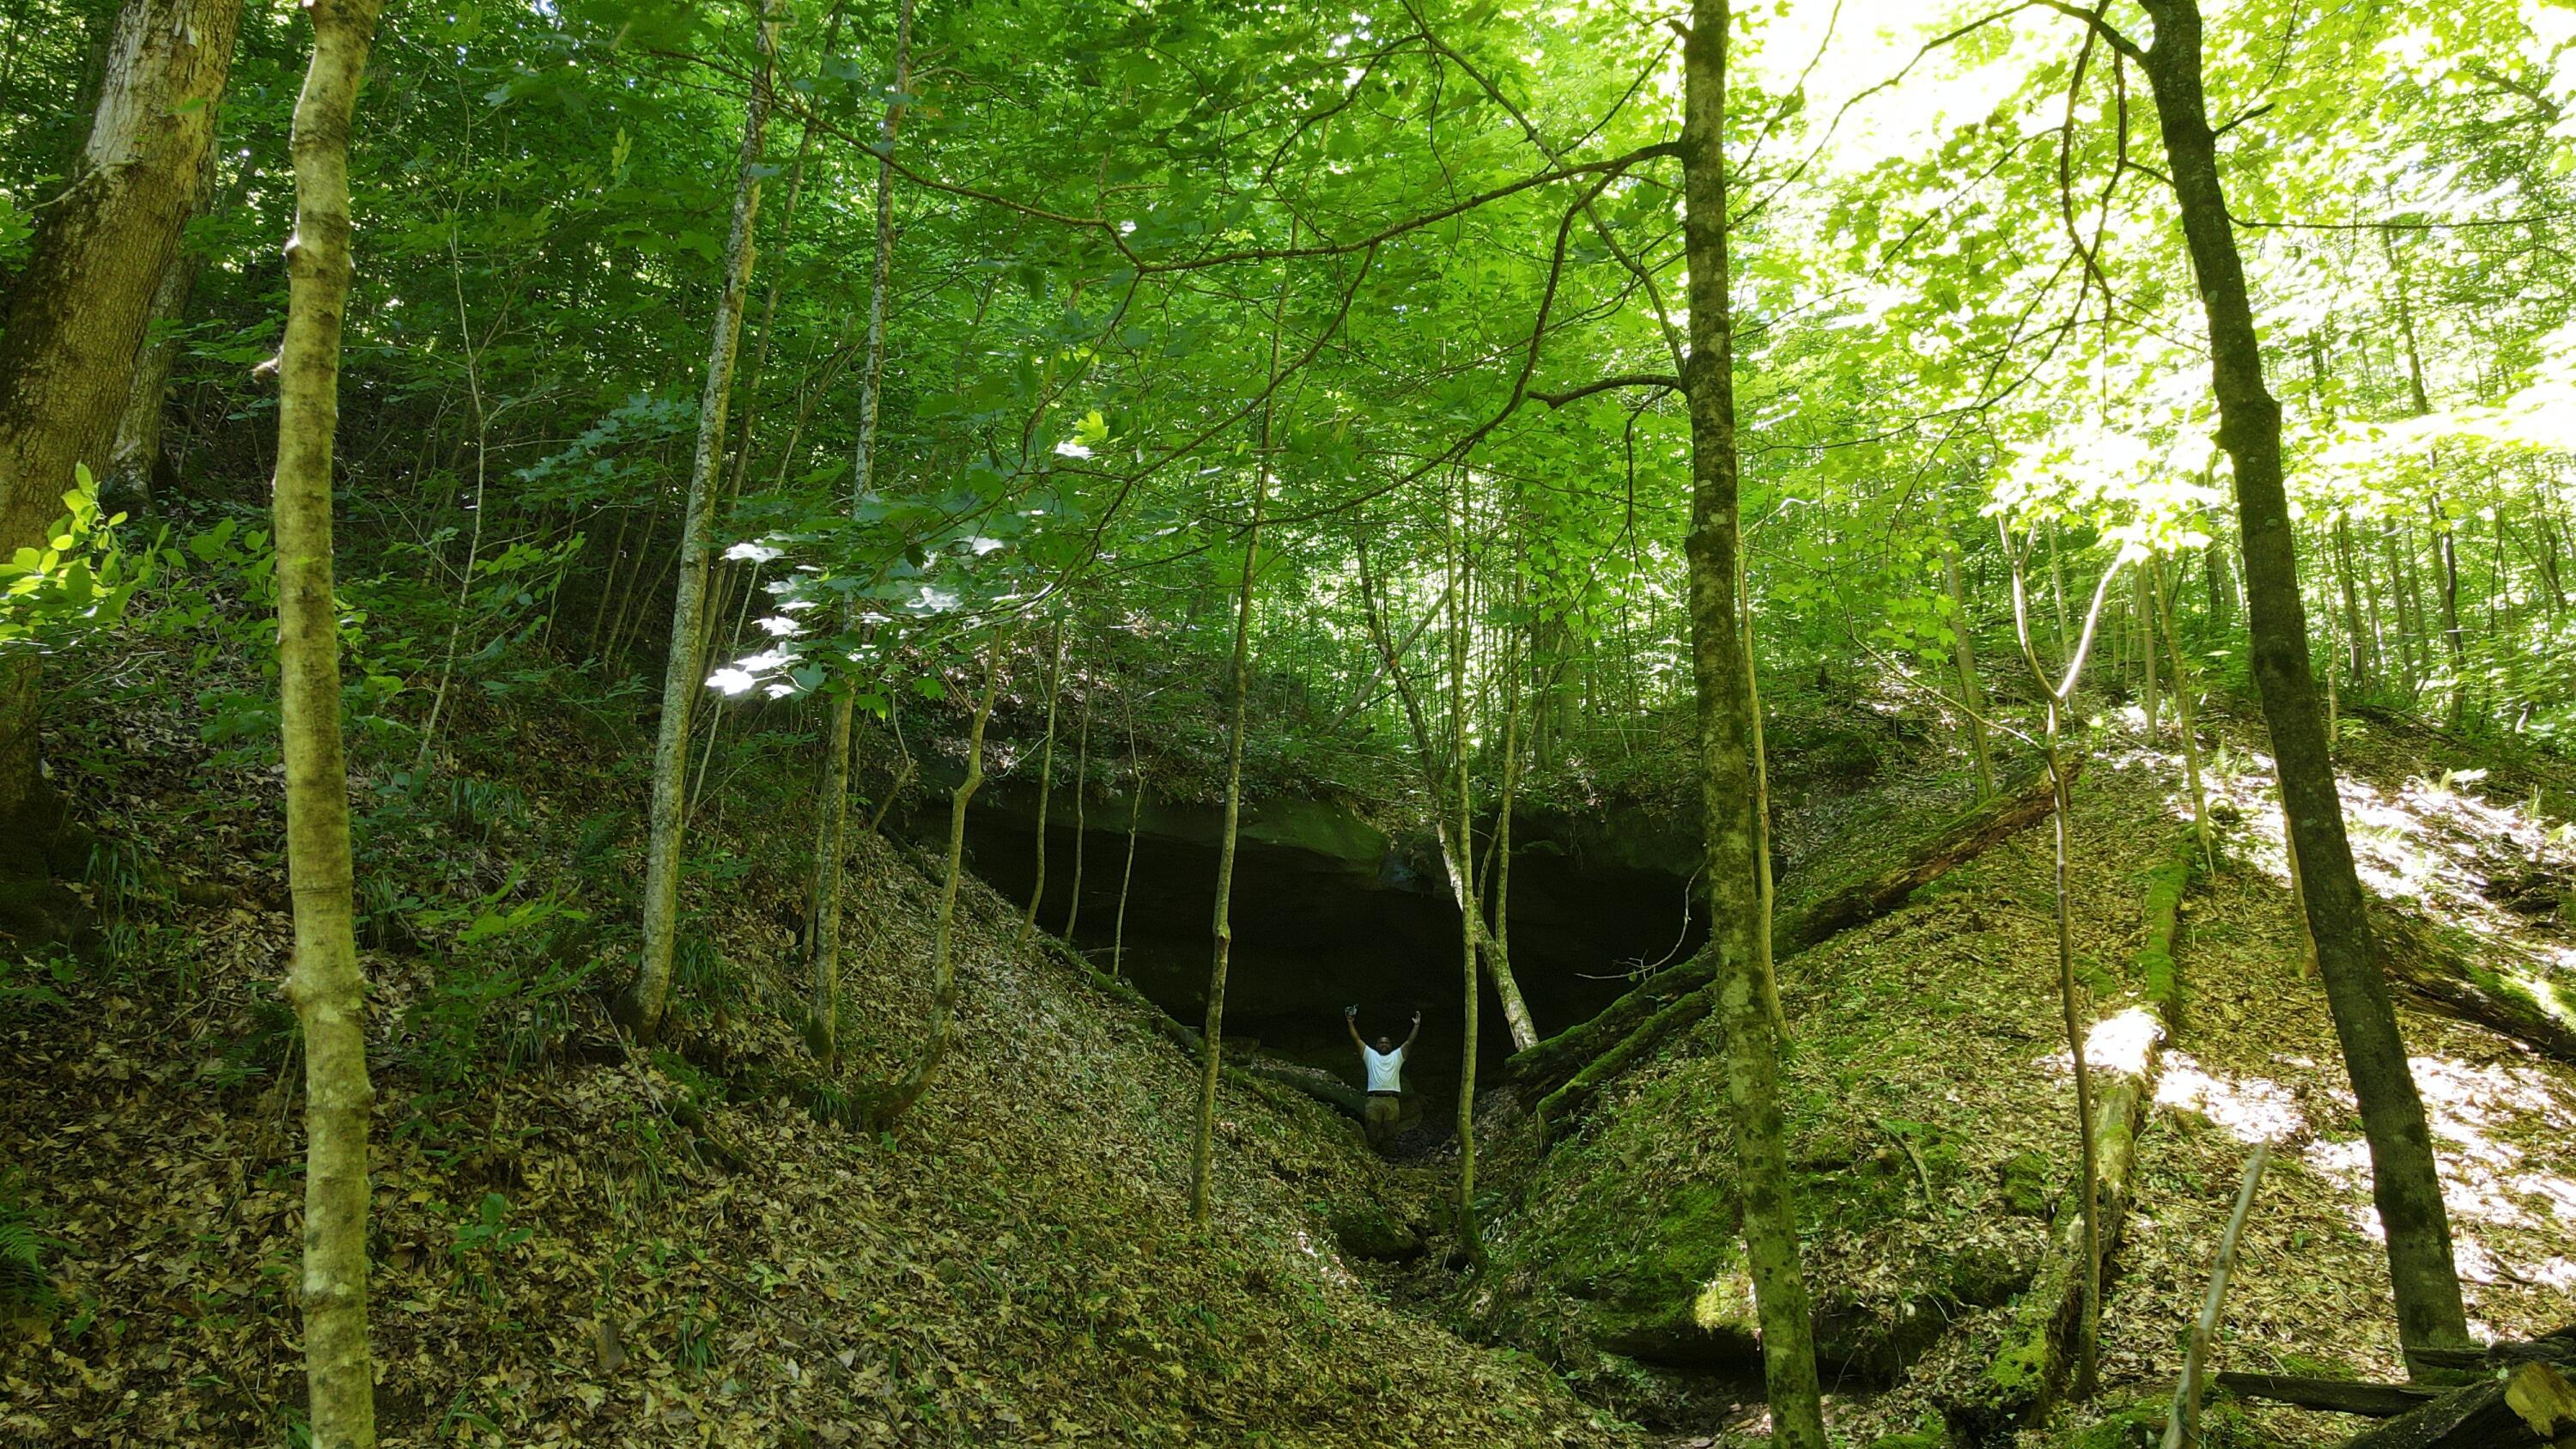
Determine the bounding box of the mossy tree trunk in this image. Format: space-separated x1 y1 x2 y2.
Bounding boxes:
622 0 782 1039
270 0 385 1440
2131 0 2471 1365
1679 3 1824 1440
0 0 246 823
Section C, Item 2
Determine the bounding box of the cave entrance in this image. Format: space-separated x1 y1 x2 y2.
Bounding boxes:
929 787 1707 1133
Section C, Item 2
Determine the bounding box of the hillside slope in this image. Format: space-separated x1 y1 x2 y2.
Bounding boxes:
0 647 1626 1447
1472 710 2576 1446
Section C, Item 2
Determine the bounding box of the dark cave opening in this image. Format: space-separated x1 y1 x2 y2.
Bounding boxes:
917 786 1709 1129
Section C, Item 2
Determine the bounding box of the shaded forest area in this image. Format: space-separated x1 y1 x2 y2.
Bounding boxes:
3 0 2574 1445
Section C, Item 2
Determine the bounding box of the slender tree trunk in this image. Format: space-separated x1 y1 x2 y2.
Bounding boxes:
1680 4 1824 1440
2429 498 2464 731
2155 557 2214 869
800 0 913 1062
2008 536 2123 1401
2136 0 2470 1362
2384 528 2424 695
1742 544 1784 1039
1019 619 1066 950
2334 519 2371 692
1187 443 1270 1227
1945 539 1996 794
2202 533 2231 633
1444 496 1484 1258
1482 603 1540 1055
620 0 781 1038
270 0 385 1440
866 625 1007 1129
2136 563 2160 741
2050 522 2074 666
0 0 246 822
1063 685 1091 939
1188 247 1289 1227
1111 689 1142 978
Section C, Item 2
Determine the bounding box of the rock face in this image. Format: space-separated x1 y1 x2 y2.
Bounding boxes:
903 780 1704 1120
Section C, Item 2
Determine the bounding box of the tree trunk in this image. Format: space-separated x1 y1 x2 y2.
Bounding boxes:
1482 606 1540 1054
106 155 243 514
1444 494 1483 1257
1188 251 1288 1226
1187 454 1267 1228
1680 3 1825 1441
802 0 913 1062
2007 541 2117 1401
2429 498 2465 731
2136 0 2470 1363
270 0 385 1440
2154 557 2215 870
0 0 245 822
2385 527 2426 696
2335 518 2372 692
864 626 1007 1130
1946 539 1996 794
621 0 781 1039
1019 620 1066 949
1112 691 1142 978
1742 543 1784 1039
2135 563 2160 742
1063 685 1091 939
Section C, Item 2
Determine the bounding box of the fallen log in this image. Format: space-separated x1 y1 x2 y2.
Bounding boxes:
2345 1361 2576 1447
1509 760 2074 1106
1943 830 2199 1445
2214 1373 2439 1418
2372 911 2576 1064
2405 1328 2576 1375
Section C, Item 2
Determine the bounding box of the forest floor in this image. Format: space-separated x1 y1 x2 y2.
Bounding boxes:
1722 700 2573 1448
0 639 1627 1446
3 622 2571 1448
1461 687 2575 1447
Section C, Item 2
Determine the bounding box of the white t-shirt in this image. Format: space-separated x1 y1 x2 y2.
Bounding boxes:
1361 1046 1405 1093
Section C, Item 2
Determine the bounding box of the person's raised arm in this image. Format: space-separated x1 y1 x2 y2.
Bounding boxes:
1344 1004 1366 1050
1401 1009 1423 1051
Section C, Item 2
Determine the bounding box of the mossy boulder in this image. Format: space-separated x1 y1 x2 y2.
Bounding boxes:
1327 1201 1424 1262
1998 1150 2054 1216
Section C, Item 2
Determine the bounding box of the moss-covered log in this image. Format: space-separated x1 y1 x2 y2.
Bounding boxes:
2342 1361 2576 1448
1510 761 2074 1110
1942 829 2199 1444
2372 911 2576 1064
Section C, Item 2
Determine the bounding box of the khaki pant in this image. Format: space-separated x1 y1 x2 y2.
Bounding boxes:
1364 1093 1401 1151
